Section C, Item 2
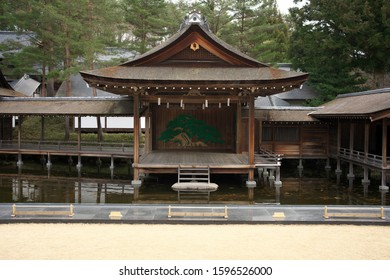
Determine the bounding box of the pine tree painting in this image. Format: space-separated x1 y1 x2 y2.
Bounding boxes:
159 114 224 147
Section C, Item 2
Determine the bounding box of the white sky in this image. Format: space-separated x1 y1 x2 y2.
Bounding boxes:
172 1 301 15
276 0 297 14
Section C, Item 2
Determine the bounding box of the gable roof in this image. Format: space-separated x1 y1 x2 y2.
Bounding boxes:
310 88 390 121
255 95 291 107
125 16 263 68
56 74 115 97
80 12 308 96
275 83 318 101
9 74 40 96
0 69 27 97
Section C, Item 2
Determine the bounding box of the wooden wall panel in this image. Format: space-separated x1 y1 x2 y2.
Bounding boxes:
261 124 329 158
152 105 235 151
301 127 328 157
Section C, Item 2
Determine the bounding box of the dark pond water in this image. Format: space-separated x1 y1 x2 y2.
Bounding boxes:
0 158 388 205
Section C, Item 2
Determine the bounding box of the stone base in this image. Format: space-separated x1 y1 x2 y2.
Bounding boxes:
246 180 257 188
274 180 282 188
131 180 142 187
361 179 370 185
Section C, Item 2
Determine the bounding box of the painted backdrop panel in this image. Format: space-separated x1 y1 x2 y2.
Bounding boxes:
152 105 235 151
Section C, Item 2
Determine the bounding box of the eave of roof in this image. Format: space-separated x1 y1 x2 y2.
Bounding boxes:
81 66 308 96
0 97 134 116
241 106 321 122
310 88 390 121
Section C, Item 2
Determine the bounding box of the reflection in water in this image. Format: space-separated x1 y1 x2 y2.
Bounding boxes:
0 176 133 204
0 173 388 205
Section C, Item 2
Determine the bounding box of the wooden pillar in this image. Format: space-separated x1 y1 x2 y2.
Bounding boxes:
76 116 82 170
77 116 81 151
236 101 242 153
132 93 140 183
248 95 255 180
17 115 22 150
335 120 342 179
17 115 23 168
349 121 355 153
347 121 355 187
144 105 150 153
364 121 370 161
40 116 45 142
380 118 388 190
258 117 263 149
362 121 370 188
382 118 388 168
246 95 256 200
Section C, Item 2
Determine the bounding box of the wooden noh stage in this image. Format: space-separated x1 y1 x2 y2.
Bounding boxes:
81 11 308 195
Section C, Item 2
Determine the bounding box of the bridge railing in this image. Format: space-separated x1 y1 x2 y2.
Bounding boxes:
338 148 387 168
0 140 139 153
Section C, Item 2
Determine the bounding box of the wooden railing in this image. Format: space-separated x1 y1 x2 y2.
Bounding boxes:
338 148 388 168
256 146 282 166
0 140 138 153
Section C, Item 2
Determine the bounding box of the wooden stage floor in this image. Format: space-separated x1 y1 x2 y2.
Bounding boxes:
137 151 280 174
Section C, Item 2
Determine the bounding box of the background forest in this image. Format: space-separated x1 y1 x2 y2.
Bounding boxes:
1 0 390 105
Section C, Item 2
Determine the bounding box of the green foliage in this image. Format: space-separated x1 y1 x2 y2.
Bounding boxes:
193 0 234 35
17 116 136 143
218 0 289 63
1 0 124 84
121 0 175 54
289 0 390 104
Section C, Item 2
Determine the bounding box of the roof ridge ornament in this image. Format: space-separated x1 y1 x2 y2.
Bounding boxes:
180 11 211 32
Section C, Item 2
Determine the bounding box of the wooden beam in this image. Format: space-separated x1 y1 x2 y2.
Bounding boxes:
371 109 390 122
140 95 246 103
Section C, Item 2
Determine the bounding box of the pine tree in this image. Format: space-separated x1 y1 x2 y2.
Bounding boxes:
289 0 390 104
122 0 172 54
192 0 234 35
247 0 289 63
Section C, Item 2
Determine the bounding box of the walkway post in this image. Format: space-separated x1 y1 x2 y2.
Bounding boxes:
347 122 355 188
236 100 242 153
76 117 82 172
380 118 388 191
362 121 370 190
335 120 342 183
246 94 256 200
17 115 23 169
132 93 142 189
